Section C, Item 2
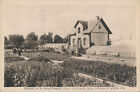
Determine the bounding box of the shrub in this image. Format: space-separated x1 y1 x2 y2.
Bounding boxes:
42 48 55 52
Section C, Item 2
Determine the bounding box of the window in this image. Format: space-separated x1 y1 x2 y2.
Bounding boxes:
68 38 71 45
73 39 75 44
78 27 80 33
83 38 86 45
83 26 88 30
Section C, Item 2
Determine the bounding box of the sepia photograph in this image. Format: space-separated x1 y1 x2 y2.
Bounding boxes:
1 0 140 92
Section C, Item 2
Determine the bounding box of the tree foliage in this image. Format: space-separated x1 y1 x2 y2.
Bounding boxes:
4 36 10 45
39 33 50 45
22 32 38 50
38 32 53 45
54 34 64 43
6 32 67 50
9 35 24 48
47 32 53 43
22 40 38 49
63 35 69 43
26 32 38 41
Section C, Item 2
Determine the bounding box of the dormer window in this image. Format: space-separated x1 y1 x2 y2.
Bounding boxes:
83 26 88 31
78 27 80 33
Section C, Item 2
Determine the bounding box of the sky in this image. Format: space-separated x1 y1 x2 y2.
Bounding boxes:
1 0 139 43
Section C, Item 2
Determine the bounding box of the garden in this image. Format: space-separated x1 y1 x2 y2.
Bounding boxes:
4 51 136 87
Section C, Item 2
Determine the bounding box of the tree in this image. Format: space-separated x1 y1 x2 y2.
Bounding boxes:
54 34 64 43
22 40 31 49
4 36 9 45
22 32 38 50
9 35 24 48
47 32 53 43
22 40 38 49
63 35 69 43
39 33 49 45
26 32 38 41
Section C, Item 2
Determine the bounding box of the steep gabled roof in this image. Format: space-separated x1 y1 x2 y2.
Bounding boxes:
83 19 99 33
70 17 112 35
100 18 112 34
74 20 88 28
83 18 112 34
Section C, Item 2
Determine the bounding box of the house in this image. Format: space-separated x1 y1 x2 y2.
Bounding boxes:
68 16 112 50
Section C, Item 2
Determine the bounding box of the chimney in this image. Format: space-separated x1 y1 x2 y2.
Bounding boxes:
96 16 100 20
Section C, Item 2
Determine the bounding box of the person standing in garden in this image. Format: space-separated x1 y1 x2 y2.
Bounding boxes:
13 47 17 54
18 49 21 57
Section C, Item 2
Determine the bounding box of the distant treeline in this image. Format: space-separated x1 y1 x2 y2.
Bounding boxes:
4 32 68 49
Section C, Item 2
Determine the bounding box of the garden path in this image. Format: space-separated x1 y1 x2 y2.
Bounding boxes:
71 55 136 66
9 52 30 60
78 72 129 88
10 52 65 65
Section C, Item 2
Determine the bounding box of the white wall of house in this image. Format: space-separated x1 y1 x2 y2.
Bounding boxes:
71 36 76 46
76 23 84 38
91 22 108 46
71 35 90 48
91 32 108 46
81 35 90 48
70 23 90 49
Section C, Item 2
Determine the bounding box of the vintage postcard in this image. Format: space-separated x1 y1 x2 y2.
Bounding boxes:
0 0 140 92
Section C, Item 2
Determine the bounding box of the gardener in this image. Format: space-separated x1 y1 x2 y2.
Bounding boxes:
13 48 17 54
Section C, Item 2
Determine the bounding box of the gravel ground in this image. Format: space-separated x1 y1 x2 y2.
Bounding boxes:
71 55 136 67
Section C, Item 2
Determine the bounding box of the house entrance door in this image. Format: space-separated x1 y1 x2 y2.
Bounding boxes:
77 38 82 48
